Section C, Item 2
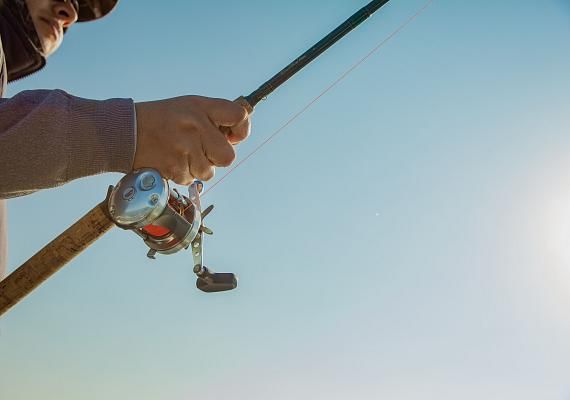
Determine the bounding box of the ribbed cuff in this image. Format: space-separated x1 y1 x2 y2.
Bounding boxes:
63 91 136 178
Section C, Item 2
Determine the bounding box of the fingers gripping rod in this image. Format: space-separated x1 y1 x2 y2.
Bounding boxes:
0 0 392 317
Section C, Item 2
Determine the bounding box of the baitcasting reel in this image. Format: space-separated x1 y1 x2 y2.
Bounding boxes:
106 168 237 293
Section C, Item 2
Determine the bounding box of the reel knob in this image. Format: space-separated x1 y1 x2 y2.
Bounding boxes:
193 265 237 293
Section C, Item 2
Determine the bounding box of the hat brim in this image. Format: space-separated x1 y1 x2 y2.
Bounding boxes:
77 0 119 22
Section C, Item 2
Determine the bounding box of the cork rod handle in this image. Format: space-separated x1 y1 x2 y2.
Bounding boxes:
0 201 114 317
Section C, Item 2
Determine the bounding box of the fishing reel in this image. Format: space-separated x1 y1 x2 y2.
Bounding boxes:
106 168 237 293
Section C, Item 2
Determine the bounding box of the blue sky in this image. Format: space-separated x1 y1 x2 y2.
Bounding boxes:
2 1 570 399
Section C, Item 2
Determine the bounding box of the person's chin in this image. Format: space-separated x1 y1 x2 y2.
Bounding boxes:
40 39 61 57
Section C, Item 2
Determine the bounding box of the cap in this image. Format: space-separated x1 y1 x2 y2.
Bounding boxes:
77 0 118 22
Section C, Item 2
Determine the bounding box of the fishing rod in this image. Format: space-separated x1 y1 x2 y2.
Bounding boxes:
237 0 391 112
0 0 393 317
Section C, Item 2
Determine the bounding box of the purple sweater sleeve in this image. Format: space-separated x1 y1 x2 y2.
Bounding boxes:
0 89 136 198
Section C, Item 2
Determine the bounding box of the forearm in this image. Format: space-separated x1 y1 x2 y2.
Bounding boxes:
0 89 136 198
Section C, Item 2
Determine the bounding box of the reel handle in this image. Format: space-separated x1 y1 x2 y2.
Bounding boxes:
193 265 237 293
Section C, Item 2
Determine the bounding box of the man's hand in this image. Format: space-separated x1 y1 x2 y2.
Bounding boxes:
133 96 251 184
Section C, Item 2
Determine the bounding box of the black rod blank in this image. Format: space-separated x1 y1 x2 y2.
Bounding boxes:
244 0 391 108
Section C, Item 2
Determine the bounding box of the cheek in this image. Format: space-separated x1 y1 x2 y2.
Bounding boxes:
26 8 63 56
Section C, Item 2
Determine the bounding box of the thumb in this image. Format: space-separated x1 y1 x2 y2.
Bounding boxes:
205 98 249 127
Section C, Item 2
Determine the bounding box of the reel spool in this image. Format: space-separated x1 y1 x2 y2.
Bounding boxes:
106 168 237 293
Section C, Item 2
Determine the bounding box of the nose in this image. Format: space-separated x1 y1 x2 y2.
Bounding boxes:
52 0 79 27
